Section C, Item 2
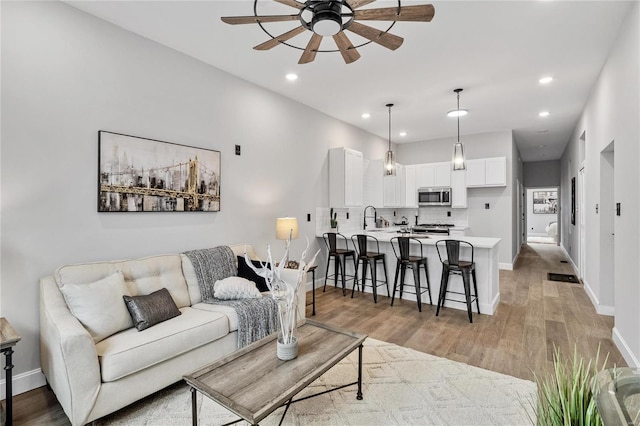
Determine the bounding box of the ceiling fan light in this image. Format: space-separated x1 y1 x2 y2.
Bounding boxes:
312 2 343 36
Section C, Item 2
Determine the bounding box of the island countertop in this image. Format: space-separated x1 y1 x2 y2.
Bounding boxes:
319 229 501 249
316 228 501 316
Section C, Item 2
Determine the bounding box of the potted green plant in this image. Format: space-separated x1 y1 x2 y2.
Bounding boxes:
330 208 338 232
533 346 607 426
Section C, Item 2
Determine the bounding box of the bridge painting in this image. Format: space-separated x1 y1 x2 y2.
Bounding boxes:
98 131 220 212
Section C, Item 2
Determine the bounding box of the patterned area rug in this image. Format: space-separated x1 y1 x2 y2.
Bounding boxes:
96 339 536 425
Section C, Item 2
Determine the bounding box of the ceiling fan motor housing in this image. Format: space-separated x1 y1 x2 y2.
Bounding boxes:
311 1 344 36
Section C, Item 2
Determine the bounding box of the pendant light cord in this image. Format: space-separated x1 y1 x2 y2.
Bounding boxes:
388 104 392 151
457 91 460 143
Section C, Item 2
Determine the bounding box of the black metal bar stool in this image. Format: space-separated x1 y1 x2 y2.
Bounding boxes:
351 234 389 303
323 232 358 296
435 239 480 323
389 236 432 312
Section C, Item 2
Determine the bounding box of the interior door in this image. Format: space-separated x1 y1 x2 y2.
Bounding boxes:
579 166 586 279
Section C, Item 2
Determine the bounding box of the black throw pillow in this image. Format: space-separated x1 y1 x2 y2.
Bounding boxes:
123 288 181 331
236 256 271 292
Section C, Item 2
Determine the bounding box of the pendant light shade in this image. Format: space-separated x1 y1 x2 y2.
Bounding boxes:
384 103 396 176
451 88 466 171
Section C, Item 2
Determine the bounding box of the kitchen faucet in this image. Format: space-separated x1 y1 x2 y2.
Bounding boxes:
363 205 377 230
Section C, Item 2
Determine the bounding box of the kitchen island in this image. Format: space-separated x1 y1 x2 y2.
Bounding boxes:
317 230 501 316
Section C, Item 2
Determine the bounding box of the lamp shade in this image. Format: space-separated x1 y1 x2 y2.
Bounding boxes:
276 217 299 240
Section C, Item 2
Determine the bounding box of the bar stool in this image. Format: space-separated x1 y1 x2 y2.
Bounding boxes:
389 237 432 312
350 234 389 303
435 239 480 323
322 232 358 296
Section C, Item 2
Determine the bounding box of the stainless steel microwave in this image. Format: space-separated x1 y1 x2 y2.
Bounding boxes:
417 187 451 206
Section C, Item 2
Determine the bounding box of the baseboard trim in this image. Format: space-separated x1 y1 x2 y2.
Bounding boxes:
560 245 579 276
0 368 46 400
499 262 513 271
612 327 640 368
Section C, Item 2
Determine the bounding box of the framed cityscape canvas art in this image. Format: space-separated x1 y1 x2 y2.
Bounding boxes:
98 131 220 212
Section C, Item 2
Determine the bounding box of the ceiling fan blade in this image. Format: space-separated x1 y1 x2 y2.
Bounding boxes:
274 0 305 9
347 0 377 9
254 26 307 50
346 21 403 50
299 33 323 64
221 14 299 25
354 4 435 22
333 32 361 64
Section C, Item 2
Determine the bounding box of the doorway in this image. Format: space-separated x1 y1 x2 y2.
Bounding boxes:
578 165 586 279
526 187 559 244
599 142 615 309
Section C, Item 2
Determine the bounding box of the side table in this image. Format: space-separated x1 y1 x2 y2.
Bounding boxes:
306 264 318 316
1 317 21 426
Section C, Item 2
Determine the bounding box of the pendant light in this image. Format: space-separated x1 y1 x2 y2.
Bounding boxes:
384 103 396 176
451 88 466 170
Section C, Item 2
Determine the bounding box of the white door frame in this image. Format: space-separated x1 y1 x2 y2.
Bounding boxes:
578 164 586 279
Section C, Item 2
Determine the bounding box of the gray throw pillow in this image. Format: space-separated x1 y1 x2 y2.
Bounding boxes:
123 288 181 331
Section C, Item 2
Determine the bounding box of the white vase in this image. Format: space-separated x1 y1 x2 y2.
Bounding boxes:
277 335 298 360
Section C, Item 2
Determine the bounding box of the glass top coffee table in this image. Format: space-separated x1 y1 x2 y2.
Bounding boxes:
183 319 367 426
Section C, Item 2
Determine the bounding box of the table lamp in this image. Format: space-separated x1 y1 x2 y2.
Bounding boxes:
276 217 299 264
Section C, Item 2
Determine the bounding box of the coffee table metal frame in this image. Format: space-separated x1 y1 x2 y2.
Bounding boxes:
184 319 366 426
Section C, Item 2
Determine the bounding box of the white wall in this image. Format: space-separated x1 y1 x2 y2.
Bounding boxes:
0 1 390 391
526 188 557 236
523 160 561 188
397 130 520 267
560 3 639 365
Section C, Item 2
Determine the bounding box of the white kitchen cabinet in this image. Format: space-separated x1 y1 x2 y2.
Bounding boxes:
449 227 467 237
451 170 467 208
415 162 451 188
434 162 452 187
363 159 383 207
404 165 417 207
383 164 405 207
466 157 506 187
415 164 435 188
329 147 363 208
485 157 507 186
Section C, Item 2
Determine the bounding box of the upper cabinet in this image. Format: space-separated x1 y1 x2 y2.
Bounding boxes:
466 157 506 187
383 164 405 207
451 170 467 208
405 165 417 208
329 147 363 208
415 162 451 188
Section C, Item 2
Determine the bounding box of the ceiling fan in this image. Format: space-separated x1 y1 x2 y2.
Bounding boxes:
221 0 435 64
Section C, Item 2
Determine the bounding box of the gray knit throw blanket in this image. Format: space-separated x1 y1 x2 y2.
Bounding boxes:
183 246 280 348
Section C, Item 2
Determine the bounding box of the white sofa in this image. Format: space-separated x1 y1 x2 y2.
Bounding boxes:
39 244 304 426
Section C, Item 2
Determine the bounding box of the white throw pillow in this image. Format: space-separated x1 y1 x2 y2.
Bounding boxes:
213 277 262 300
60 271 133 343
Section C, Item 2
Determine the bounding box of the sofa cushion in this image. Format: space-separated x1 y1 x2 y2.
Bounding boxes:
182 244 260 305
236 256 271 292
123 288 181 331
59 271 133 343
214 277 262 300
55 254 191 309
191 302 240 332
95 307 229 382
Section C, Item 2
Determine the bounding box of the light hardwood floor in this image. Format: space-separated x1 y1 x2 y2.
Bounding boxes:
4 243 625 425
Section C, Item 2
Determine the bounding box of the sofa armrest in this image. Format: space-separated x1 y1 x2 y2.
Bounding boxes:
40 276 101 426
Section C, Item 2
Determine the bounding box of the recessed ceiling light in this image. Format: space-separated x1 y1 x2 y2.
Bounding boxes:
285 73 298 81
539 76 553 84
537 130 550 133
539 111 550 117
361 113 370 119
538 144 546 148
399 131 407 137
447 109 468 118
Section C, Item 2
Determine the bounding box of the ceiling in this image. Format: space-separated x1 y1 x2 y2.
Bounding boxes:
66 1 633 162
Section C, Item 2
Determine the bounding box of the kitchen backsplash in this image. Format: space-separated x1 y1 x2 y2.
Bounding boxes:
316 206 469 235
